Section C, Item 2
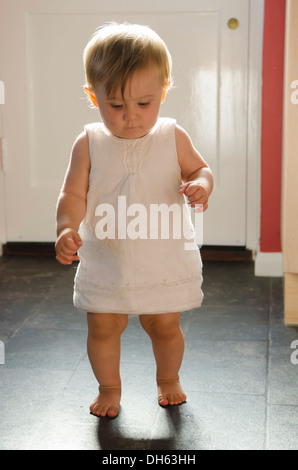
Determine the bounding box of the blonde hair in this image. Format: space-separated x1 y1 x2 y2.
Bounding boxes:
83 22 172 98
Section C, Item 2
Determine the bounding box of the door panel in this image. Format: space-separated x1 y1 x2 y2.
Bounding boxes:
0 0 249 245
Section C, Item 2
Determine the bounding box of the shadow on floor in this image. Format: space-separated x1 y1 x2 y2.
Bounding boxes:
96 403 199 450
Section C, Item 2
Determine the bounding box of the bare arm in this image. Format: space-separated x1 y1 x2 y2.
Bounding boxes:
176 125 214 211
55 131 90 264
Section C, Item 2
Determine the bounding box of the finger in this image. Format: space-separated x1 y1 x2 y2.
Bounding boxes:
73 232 83 247
186 189 202 203
187 192 205 205
186 187 198 197
56 255 72 265
65 232 82 248
192 202 208 212
184 183 207 197
194 204 204 213
188 186 209 202
58 242 78 257
56 253 80 265
178 183 189 194
188 183 208 197
56 249 79 262
65 236 82 251
64 238 79 251
58 229 82 246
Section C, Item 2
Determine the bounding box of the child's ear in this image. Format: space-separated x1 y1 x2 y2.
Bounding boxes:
161 82 170 103
84 87 98 107
161 89 167 104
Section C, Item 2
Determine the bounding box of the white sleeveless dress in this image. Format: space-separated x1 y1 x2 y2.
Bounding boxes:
74 117 203 315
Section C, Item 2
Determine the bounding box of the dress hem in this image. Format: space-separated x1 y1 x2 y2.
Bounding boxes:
73 298 203 315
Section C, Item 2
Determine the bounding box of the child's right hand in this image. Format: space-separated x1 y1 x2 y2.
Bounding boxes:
55 228 83 265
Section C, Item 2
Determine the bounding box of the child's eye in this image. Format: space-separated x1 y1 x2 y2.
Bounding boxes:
138 102 149 107
111 104 123 110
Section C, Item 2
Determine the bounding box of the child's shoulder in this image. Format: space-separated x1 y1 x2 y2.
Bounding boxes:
71 130 90 167
157 116 176 132
156 118 192 152
174 123 194 151
73 129 89 149
84 121 106 135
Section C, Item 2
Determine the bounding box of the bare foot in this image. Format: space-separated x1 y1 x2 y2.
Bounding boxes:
157 375 187 406
90 385 121 418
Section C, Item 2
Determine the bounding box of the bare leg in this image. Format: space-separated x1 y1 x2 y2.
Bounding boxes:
87 313 128 417
139 313 187 406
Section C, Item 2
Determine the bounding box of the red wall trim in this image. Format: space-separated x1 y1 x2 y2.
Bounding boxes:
260 0 286 252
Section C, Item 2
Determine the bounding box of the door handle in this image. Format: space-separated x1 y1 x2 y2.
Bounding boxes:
227 18 239 30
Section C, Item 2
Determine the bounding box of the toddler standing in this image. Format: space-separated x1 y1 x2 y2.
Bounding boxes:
55 23 213 418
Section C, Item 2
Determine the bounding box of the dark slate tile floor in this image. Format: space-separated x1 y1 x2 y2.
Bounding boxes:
0 255 298 450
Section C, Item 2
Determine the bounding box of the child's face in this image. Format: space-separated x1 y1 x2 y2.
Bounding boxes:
93 67 166 139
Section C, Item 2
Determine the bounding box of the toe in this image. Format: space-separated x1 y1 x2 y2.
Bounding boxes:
99 405 109 417
90 403 100 416
107 407 119 418
168 394 178 405
158 394 169 406
90 401 107 417
168 393 186 405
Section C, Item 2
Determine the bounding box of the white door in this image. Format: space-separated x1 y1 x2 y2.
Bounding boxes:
0 80 5 252
0 0 250 246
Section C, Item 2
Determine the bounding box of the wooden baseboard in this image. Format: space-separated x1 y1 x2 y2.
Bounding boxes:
1 242 253 262
200 246 253 261
2 242 56 257
284 272 298 326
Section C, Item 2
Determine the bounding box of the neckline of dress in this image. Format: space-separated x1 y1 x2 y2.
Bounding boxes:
102 118 161 144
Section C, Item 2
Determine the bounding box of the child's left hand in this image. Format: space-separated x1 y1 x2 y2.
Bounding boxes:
179 182 209 212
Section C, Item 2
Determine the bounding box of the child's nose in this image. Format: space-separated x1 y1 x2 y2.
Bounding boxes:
124 106 137 122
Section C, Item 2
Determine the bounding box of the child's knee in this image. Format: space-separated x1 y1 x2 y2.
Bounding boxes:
88 313 128 340
140 313 181 341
